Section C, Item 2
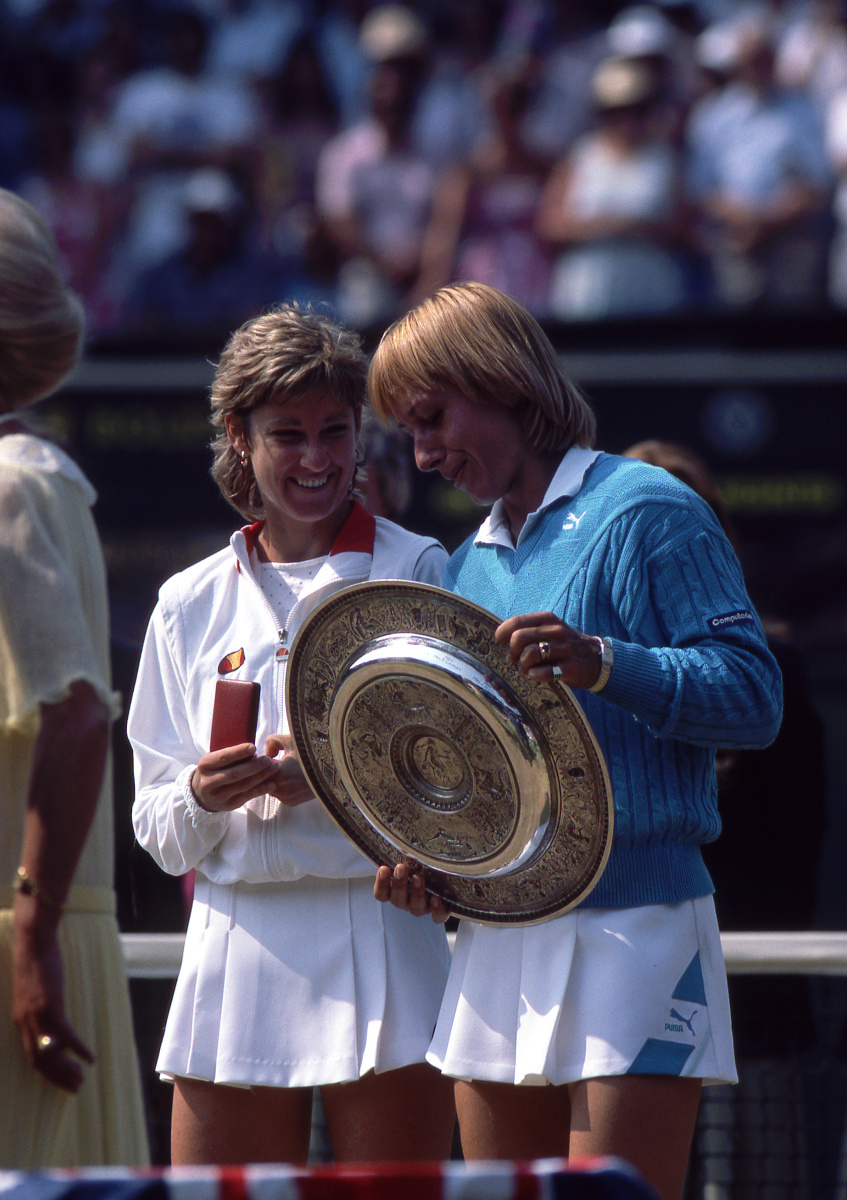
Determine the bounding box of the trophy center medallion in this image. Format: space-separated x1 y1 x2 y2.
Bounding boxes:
392 726 472 811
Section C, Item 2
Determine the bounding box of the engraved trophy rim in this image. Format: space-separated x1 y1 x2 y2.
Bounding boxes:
285 580 614 926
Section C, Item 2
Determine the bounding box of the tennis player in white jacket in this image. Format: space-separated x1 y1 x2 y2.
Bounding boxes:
128 305 454 1165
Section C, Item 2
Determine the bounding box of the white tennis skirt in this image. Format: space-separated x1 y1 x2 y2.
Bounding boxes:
157 873 451 1088
428 895 736 1088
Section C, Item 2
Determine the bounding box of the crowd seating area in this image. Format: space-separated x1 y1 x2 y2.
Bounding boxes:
4 0 847 348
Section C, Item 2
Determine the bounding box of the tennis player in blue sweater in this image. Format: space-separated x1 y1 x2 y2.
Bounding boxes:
369 281 782 1200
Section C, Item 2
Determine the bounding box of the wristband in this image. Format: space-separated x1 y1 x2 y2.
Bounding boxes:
588 637 614 694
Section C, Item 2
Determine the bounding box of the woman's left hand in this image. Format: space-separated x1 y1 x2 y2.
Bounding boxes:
374 863 450 924
496 611 604 690
265 734 315 807
14 907 95 1093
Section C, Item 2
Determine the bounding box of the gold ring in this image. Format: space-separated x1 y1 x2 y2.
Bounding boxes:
37 1034 55 1052
538 641 551 663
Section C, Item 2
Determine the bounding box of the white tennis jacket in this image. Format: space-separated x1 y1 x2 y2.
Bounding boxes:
129 503 446 885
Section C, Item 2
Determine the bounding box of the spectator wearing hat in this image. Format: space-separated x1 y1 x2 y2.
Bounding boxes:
314 5 434 325
314 3 488 326
124 168 286 345
536 53 692 318
103 7 262 291
606 2 703 133
775 0 847 120
685 14 833 308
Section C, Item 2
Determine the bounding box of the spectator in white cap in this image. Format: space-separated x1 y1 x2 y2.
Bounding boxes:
313 6 436 325
125 167 285 343
103 7 261 289
775 0 847 119
608 3 676 58
686 17 758 153
358 3 429 62
606 2 703 138
685 13 834 307
537 54 691 318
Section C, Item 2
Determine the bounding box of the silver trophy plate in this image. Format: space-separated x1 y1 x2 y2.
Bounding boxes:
285 581 614 925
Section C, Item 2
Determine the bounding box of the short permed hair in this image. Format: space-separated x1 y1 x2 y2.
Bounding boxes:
368 281 595 454
0 188 84 411
210 304 368 521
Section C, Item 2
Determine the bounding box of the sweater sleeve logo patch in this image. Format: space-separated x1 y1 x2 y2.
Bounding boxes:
707 610 754 631
218 648 246 674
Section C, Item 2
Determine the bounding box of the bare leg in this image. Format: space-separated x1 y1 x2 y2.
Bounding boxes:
171 1076 313 1165
568 1075 702 1200
454 1078 571 1160
456 1074 699 1199
322 1063 455 1161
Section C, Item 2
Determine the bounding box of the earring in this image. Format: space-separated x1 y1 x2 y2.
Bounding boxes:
240 452 248 466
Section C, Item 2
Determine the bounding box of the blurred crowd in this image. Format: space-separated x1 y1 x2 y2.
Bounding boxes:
5 0 847 343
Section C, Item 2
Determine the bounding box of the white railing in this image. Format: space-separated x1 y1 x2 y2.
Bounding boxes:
119 931 847 979
121 933 186 979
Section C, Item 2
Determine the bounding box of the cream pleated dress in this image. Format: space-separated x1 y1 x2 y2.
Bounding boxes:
0 430 149 1167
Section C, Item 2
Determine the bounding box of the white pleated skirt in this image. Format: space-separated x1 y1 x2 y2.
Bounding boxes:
157 873 451 1088
428 896 736 1088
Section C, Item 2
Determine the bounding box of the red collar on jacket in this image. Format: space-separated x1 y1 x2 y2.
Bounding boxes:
241 501 376 560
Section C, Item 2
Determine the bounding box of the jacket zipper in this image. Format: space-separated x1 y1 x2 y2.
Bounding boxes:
237 537 371 724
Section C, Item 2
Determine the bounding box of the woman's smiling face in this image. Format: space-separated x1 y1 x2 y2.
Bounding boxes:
227 388 359 560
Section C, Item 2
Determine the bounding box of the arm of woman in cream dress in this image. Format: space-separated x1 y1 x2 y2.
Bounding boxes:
14 680 107 1092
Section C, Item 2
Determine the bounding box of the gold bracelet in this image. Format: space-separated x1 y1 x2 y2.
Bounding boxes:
13 867 64 913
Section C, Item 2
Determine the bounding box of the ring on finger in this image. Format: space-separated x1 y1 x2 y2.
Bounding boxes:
37 1034 56 1053
538 641 551 663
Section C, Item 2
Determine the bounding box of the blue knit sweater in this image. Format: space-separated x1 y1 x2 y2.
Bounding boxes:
445 451 783 909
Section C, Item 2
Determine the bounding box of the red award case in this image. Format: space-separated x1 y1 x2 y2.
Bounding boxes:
209 679 261 751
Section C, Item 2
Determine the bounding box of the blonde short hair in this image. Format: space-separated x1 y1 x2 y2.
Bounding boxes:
368 282 595 454
0 188 84 410
210 304 368 521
